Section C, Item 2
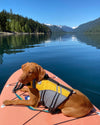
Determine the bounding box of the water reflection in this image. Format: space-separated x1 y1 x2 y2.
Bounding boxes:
75 34 100 49
0 33 67 55
72 35 78 41
0 34 50 63
50 33 100 49
0 55 3 64
0 34 50 55
0 33 100 64
0 33 71 56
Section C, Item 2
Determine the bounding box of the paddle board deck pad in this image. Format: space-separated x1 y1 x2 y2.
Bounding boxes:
0 69 100 125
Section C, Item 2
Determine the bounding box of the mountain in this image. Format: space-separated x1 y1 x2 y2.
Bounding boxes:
73 18 100 33
45 17 100 34
61 25 73 32
45 24 72 33
46 24 64 33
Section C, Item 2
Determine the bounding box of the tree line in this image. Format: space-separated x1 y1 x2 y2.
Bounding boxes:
0 10 51 34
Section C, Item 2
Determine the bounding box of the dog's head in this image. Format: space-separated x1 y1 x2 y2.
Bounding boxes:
19 62 46 84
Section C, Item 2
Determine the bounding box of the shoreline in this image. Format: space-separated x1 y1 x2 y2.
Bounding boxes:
0 32 45 36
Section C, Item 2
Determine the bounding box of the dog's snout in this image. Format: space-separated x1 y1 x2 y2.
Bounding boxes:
18 77 23 82
18 73 27 83
18 77 23 83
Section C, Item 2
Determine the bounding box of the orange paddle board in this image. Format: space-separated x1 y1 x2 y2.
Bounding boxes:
0 69 100 125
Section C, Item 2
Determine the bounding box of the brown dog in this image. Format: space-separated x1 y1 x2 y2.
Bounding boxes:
3 62 93 118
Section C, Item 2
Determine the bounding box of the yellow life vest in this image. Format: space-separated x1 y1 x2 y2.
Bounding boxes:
36 80 71 97
28 78 73 113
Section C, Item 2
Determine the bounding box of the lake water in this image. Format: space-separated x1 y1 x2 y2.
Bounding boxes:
0 33 100 109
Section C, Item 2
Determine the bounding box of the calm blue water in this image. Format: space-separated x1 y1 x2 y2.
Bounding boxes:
0 34 100 109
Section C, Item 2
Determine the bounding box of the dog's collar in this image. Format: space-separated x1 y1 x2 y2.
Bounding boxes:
26 79 36 89
12 80 36 93
26 74 49 89
13 74 49 92
43 73 49 79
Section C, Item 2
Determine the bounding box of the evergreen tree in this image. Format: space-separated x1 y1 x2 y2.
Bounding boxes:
0 10 51 34
0 10 7 31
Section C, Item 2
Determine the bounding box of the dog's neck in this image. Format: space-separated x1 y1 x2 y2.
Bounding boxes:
25 74 49 90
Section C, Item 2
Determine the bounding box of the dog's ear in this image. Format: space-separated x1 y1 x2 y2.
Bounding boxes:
36 65 46 82
21 62 29 71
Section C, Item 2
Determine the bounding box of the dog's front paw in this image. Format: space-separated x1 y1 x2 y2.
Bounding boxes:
3 100 12 106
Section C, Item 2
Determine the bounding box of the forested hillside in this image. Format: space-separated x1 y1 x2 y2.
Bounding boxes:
74 18 100 33
0 10 51 34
